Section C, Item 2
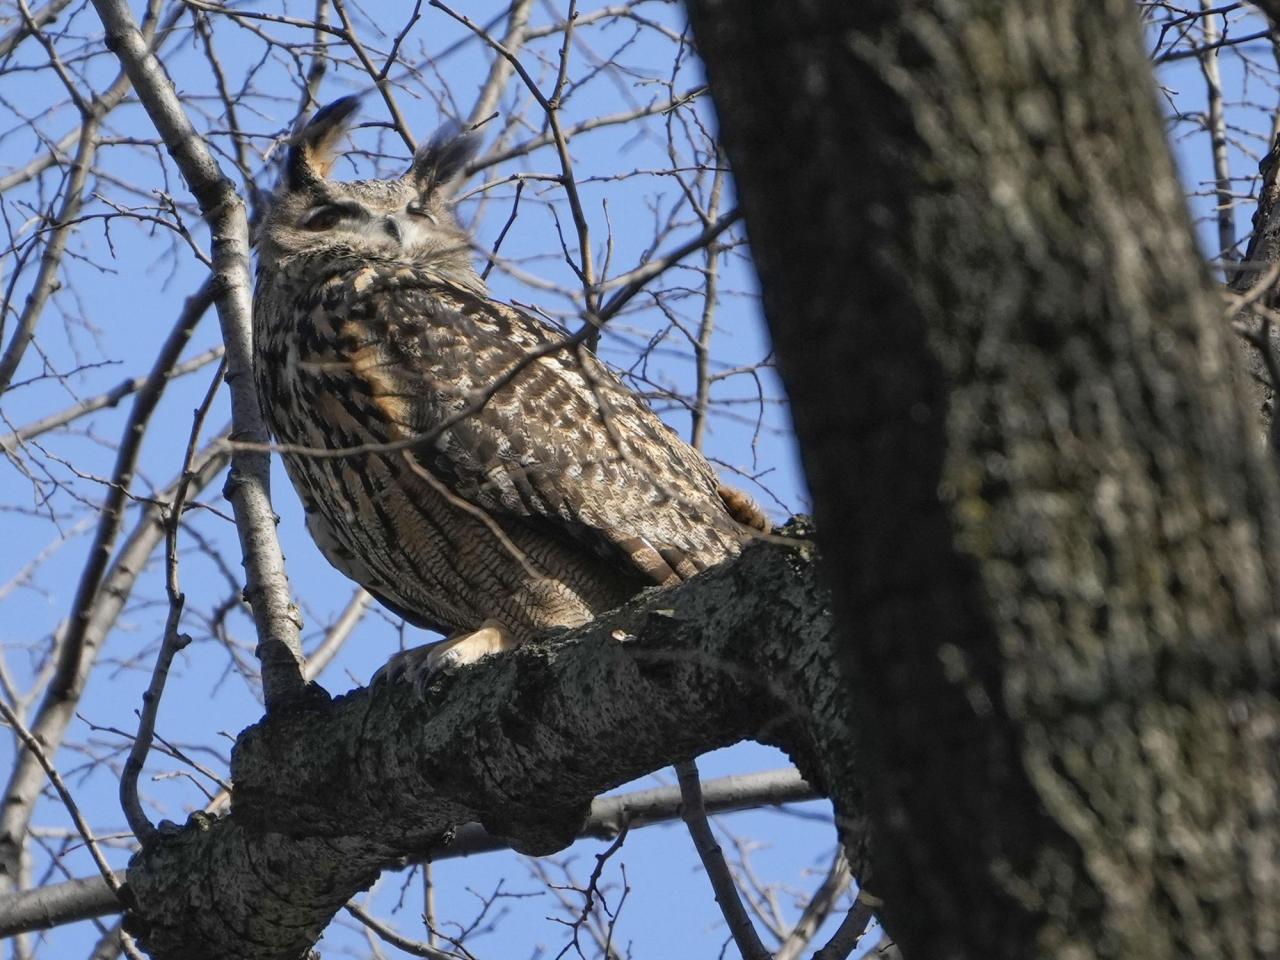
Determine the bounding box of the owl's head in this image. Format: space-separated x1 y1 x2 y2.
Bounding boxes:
257 97 482 285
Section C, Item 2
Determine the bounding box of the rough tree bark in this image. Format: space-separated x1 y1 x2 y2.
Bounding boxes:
684 2 1280 959
118 532 851 959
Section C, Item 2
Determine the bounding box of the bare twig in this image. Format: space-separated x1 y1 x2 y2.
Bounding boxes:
597 208 742 321
0 0 76 60
332 0 417 150
774 849 853 960
1155 26 1270 63
0 345 224 450
0 346 224 448
0 698 124 913
0 119 99 393
430 1 599 319
303 587 372 682
691 156 727 451
464 0 533 131
0 435 228 911
481 179 524 281
345 900 466 960
120 358 225 842
545 823 629 960
1196 0 1238 271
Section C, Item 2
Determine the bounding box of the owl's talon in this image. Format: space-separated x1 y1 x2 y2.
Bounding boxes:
370 620 519 695
369 652 410 688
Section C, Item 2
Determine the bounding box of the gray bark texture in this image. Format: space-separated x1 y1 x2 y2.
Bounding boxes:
683 2 1280 959
120 530 851 959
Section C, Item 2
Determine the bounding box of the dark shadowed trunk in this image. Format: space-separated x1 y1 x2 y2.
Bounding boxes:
684 2 1280 958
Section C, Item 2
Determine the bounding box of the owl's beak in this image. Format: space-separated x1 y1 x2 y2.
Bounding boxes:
381 216 403 244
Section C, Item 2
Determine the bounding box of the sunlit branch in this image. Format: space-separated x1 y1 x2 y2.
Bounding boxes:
91 0 308 708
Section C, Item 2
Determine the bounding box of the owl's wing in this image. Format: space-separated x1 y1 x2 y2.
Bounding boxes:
333 268 748 586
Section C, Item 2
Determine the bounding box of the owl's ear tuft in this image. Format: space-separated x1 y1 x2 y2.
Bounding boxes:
407 122 481 195
287 96 362 190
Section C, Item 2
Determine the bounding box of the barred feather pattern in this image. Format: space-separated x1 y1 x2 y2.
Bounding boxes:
253 255 752 639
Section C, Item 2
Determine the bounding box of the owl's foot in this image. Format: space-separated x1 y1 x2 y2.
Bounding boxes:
372 620 519 694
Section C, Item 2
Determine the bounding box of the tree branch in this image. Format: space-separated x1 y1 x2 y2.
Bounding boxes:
775 849 853 960
675 758 770 960
0 116 99 393
0 767 817 939
0 0 76 60
115 532 847 959
0 346 224 449
90 0 307 708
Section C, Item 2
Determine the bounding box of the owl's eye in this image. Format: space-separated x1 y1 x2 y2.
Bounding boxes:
299 202 365 231
406 198 438 224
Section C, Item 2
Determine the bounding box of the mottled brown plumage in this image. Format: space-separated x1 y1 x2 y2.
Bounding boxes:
253 98 763 676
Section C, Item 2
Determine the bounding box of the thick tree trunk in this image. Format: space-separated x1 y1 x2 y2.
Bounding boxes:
685 2 1280 958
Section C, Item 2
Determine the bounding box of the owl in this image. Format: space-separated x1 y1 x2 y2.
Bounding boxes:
253 98 767 685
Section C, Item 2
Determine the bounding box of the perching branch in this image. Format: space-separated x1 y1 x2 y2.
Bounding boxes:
118 532 847 960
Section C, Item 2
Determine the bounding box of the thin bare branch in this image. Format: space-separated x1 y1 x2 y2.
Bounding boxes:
774 849 853 960
346 901 465 960
0 698 125 911
0 120 99 393
120 358 224 843
1197 0 1238 269
303 588 371 682
0 767 818 938
0 346 224 448
0 0 76 60
675 758 771 960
